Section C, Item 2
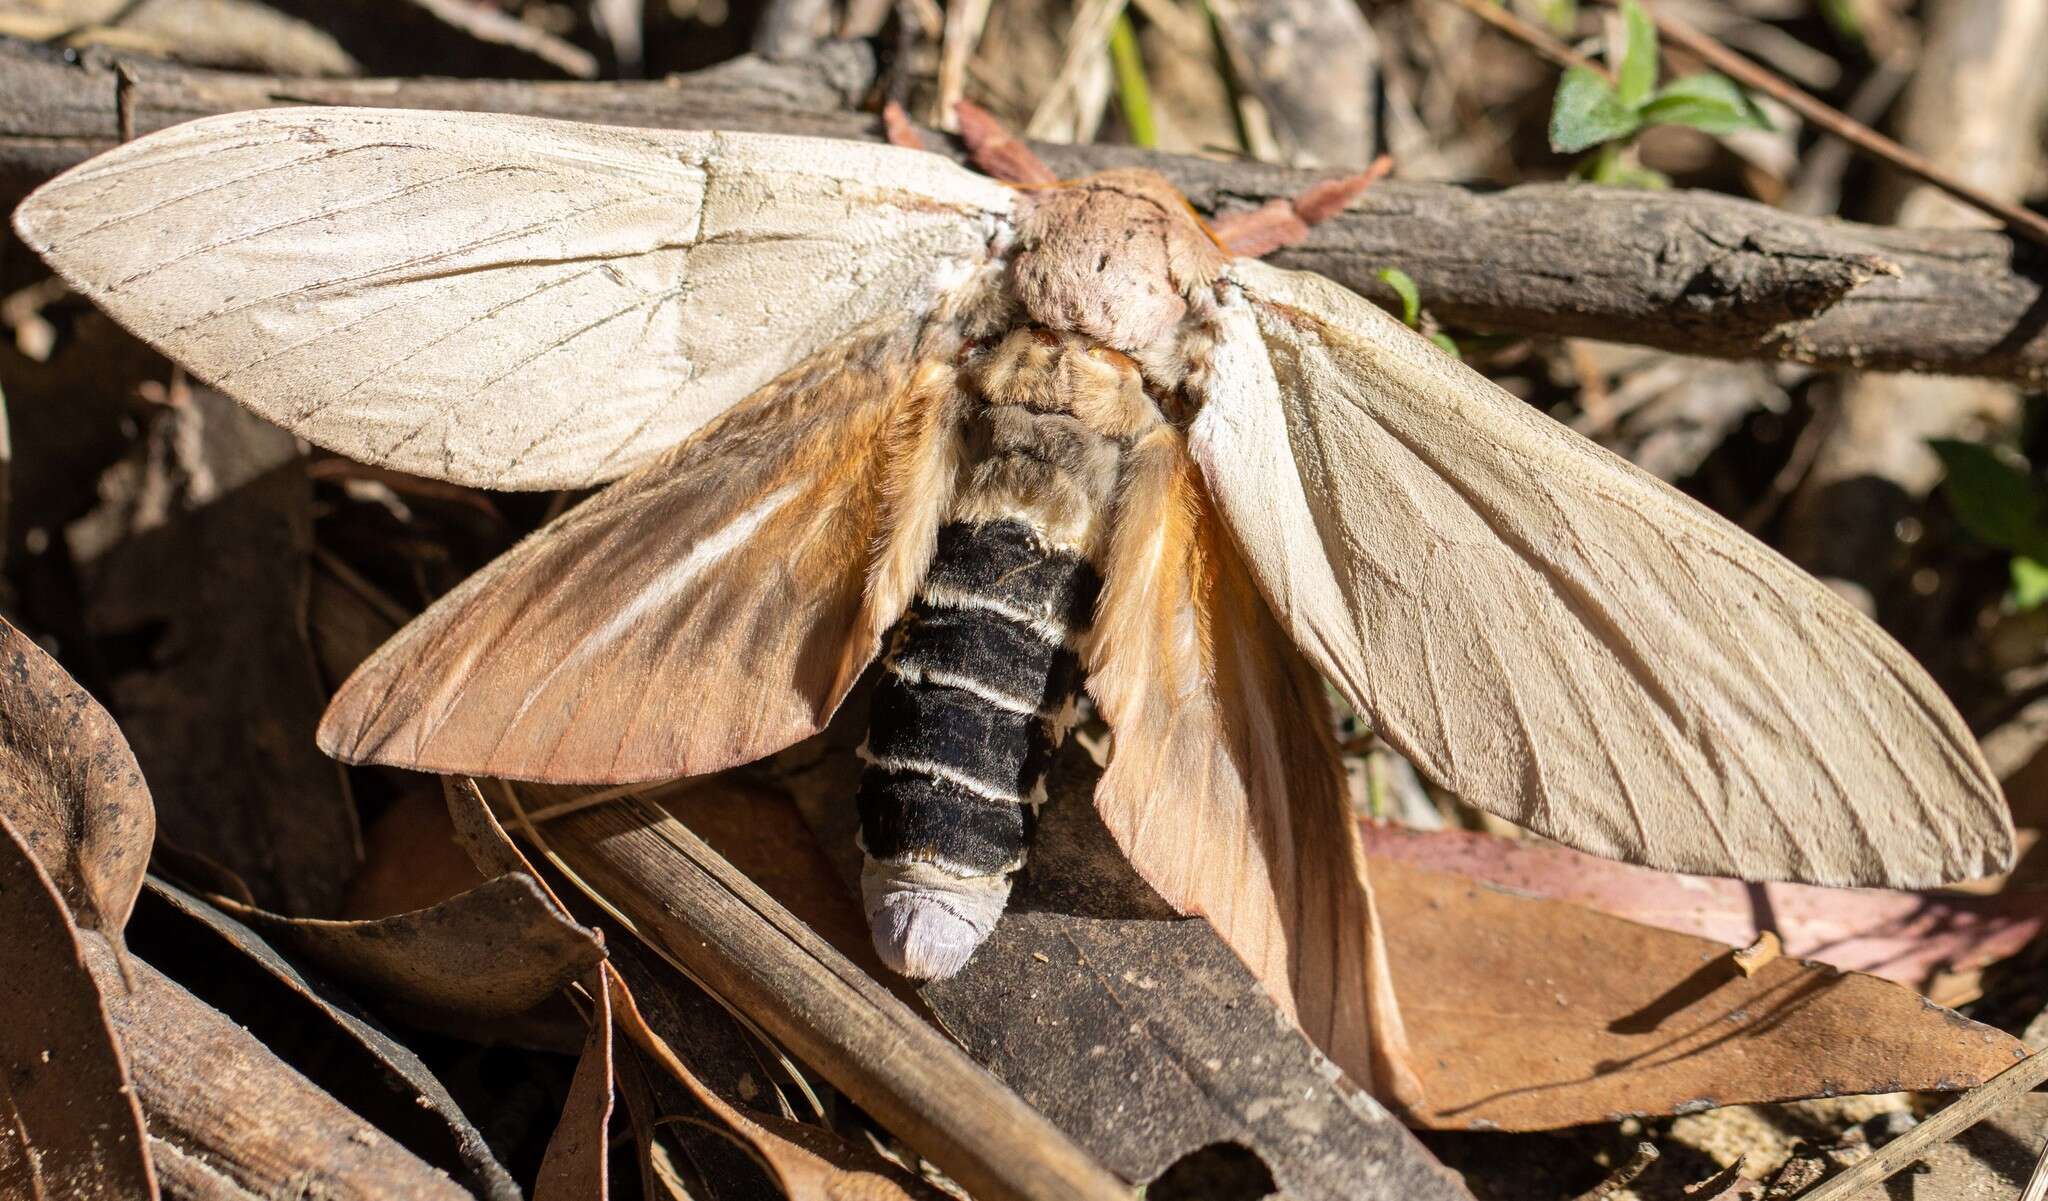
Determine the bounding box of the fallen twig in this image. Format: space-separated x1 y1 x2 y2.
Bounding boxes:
3 38 2045 381
1794 1049 2048 1200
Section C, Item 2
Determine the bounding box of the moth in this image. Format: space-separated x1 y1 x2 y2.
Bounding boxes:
15 102 2015 1105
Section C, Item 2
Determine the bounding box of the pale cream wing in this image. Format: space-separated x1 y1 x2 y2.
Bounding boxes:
1084 427 1416 1103
13 107 1013 489
1189 258 2013 888
320 325 966 783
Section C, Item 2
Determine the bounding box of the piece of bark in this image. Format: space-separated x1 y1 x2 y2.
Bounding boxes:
65 384 359 916
0 613 153 950
494 782 1136 1201
77 928 475 1201
774 727 1474 1201
1361 825 2045 993
1377 858 2029 1131
214 871 607 1022
133 878 523 1201
0 811 155 1201
4 38 2047 382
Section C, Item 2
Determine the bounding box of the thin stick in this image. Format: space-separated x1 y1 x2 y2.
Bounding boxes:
1631 1 2048 251
1436 0 1609 80
1795 1051 2048 1200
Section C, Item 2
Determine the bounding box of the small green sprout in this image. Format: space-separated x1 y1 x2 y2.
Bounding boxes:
1547 0 1772 187
1377 267 1460 358
1930 438 2048 611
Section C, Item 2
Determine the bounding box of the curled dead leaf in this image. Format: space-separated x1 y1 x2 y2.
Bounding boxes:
0 810 155 1201
0 615 153 951
138 878 523 1200
212 871 606 1022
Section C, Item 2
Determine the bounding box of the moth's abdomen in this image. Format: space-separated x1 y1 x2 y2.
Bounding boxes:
857 519 1095 883
859 328 1152 980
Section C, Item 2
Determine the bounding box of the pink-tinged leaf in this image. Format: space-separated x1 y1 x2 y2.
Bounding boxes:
1363 825 2043 990
1373 856 2028 1131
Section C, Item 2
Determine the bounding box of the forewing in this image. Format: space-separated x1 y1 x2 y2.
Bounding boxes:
1191 258 2013 888
320 325 966 783
1084 427 1415 1102
13 107 1013 489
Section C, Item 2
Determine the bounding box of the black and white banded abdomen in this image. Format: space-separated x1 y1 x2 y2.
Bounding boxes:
857 516 1098 977
855 325 1148 979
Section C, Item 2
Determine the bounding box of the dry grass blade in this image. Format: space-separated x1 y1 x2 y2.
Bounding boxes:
1793 1050 2048 1199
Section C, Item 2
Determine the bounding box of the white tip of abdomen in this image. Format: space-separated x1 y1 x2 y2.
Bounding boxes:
861 858 1013 979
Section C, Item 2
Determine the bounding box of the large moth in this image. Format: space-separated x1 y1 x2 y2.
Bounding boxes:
14 103 2015 1105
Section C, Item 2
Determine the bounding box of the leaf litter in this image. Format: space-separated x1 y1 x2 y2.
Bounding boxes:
8 4 2048 1199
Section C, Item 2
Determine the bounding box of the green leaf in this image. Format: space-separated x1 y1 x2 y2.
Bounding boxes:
1377 267 1422 327
1541 0 1578 35
1429 332 1463 358
2012 557 2048 611
1640 74 1773 135
1549 67 1642 153
1615 0 1658 109
1930 438 2048 562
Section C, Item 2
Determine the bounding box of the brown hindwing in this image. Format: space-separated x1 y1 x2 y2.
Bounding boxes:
1084 426 1419 1105
320 324 967 784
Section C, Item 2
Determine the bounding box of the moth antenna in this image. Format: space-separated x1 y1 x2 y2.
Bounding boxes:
953 100 1061 187
1209 153 1394 259
881 100 926 152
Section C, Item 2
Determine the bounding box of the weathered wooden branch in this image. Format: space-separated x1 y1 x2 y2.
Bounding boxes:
2 36 2045 381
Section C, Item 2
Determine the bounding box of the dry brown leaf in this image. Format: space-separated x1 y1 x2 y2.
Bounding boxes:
1364 825 2044 991
214 872 606 1022
1378 858 2029 1130
0 811 155 1201
535 973 615 1201
139 878 523 1201
0 615 153 953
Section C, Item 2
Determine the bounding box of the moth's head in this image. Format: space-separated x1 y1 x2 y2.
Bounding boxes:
1008 169 1229 355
